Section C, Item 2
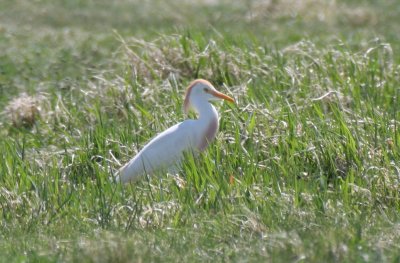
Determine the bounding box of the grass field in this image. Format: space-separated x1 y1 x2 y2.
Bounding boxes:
1 0 400 262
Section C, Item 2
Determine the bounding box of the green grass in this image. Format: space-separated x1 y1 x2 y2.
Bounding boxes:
1 0 400 262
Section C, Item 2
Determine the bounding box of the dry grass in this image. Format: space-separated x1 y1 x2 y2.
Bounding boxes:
2 93 48 128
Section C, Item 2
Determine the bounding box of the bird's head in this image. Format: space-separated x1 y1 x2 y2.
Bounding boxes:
184 79 234 114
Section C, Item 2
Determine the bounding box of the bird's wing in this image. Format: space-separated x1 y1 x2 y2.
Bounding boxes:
118 120 201 183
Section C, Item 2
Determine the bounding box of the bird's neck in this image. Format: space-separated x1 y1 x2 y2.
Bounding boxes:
192 99 219 123
191 99 220 151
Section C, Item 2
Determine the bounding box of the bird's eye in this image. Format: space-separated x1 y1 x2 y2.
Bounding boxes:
203 88 209 93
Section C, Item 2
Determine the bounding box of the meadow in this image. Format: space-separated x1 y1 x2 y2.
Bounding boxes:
0 0 399 262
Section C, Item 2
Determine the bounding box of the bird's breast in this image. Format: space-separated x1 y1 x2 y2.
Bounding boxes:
198 118 219 151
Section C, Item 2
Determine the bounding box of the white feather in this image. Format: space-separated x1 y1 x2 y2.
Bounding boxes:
118 120 201 183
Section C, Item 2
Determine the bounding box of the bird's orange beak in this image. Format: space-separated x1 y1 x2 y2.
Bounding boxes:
210 90 235 103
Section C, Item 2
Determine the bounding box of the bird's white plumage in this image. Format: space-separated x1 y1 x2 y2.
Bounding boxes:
119 120 200 183
117 79 234 183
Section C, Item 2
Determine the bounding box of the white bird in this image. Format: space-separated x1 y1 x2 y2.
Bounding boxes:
117 79 235 183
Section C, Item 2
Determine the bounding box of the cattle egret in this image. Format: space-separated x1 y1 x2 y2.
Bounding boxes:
117 79 234 183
